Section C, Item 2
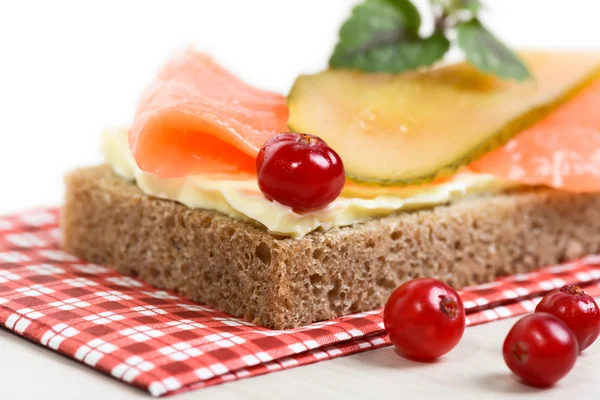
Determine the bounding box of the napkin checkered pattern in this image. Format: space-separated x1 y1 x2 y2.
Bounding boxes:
1 208 599 396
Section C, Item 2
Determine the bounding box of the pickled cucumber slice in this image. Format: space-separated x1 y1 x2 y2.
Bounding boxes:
288 52 600 185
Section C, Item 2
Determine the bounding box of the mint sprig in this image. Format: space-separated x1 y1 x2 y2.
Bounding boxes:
330 0 424 71
330 0 531 80
457 19 531 81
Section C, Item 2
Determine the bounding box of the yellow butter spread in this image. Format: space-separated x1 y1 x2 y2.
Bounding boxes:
102 129 514 238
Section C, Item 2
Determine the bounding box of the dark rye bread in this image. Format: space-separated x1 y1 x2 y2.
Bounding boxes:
62 165 600 329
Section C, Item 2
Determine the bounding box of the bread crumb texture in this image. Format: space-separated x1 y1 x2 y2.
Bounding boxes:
62 166 600 329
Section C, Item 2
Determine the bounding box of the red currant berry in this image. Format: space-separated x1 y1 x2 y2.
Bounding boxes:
383 278 466 361
503 313 578 387
535 284 600 352
257 133 345 211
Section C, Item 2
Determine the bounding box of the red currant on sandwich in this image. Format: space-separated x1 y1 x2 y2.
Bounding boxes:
257 133 345 212
383 278 466 361
503 313 577 387
535 284 600 352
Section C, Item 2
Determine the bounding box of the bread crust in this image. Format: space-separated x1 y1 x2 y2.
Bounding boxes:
62 165 600 329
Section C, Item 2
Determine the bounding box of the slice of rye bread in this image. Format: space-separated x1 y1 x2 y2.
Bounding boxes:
62 165 600 329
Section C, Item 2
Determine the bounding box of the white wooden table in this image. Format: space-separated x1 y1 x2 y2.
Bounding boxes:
1 312 598 399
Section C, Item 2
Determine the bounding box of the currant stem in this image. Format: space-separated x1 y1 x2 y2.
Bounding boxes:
561 284 584 296
439 295 459 319
298 133 319 146
512 341 529 364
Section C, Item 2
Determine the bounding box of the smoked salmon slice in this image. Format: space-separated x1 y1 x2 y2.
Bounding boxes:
471 79 600 192
131 48 600 194
129 49 289 178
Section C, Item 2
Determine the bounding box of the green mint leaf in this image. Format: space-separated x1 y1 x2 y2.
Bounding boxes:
384 0 422 32
330 0 422 69
457 19 531 80
332 33 450 74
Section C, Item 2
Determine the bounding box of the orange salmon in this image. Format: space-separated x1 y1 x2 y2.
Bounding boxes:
471 79 600 192
130 49 600 193
129 49 289 178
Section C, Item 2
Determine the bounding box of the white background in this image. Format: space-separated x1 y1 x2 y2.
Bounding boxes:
1 0 600 214
0 1 600 398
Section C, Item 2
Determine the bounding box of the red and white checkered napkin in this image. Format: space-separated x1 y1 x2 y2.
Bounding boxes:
1 208 600 396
